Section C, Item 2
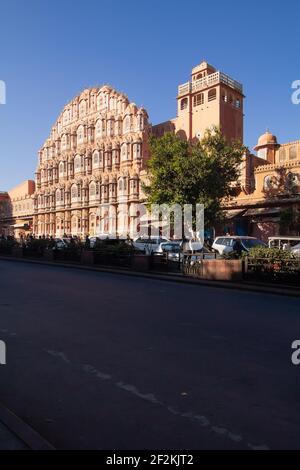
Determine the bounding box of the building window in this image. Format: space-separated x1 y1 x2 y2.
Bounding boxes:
74 155 82 172
289 145 297 160
180 98 188 110
77 125 84 144
71 185 77 200
95 120 101 137
279 147 286 163
79 100 86 117
59 162 64 176
89 183 96 197
137 115 144 131
121 144 127 161
208 88 217 102
61 134 67 150
193 93 204 107
93 151 99 166
235 98 241 108
124 116 131 133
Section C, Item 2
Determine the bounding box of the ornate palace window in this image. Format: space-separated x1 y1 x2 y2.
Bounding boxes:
95 120 101 137
193 93 204 107
137 114 144 131
97 95 104 110
124 116 131 133
180 98 188 110
121 143 127 161
107 119 114 137
79 100 86 117
59 162 64 176
74 155 82 173
61 134 67 150
89 182 96 198
208 88 217 102
279 147 286 163
289 145 297 160
93 151 99 168
77 125 84 144
63 110 69 125
71 185 77 200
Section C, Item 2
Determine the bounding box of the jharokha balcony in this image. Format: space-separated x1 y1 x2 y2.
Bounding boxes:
178 71 243 97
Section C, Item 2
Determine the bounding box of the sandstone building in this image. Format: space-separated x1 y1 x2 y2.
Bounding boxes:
225 131 300 240
153 61 244 143
0 180 35 237
1 59 300 240
33 86 149 237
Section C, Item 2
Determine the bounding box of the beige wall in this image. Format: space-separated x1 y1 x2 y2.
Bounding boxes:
8 180 35 218
174 61 243 143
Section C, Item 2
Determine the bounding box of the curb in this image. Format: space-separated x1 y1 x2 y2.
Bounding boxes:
0 255 299 298
0 402 55 450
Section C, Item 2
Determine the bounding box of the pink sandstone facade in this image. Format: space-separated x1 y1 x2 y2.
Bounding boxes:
33 86 149 237
224 132 300 240
1 59 300 240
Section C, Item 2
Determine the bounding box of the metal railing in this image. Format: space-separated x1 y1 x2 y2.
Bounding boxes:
178 71 243 97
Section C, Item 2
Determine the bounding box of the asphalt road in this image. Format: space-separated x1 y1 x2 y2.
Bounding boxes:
0 260 300 450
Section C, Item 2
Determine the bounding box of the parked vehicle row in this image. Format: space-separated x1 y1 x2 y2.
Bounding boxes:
54 233 300 258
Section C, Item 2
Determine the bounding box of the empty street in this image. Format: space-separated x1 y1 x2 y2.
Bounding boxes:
0 260 300 449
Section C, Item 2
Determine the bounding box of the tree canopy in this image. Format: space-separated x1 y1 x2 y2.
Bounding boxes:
142 128 246 227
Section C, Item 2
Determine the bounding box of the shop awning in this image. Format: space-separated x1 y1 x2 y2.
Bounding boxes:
243 207 282 217
224 209 246 219
10 223 29 229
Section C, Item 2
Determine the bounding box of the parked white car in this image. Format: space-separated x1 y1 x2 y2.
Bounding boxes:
133 236 170 253
291 243 300 257
268 236 300 251
157 241 182 261
54 238 69 250
212 236 266 255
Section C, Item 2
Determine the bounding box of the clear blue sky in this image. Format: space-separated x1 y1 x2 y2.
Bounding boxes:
0 0 300 190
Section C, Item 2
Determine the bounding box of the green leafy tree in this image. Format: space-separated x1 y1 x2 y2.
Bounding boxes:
143 128 245 228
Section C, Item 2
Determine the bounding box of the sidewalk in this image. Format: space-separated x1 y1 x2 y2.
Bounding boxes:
0 402 54 450
0 421 28 450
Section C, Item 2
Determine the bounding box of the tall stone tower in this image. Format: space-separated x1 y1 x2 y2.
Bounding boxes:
175 61 244 142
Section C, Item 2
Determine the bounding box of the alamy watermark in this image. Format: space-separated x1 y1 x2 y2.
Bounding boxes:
95 203 204 241
0 80 6 105
291 81 300 105
291 340 300 365
0 340 6 365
